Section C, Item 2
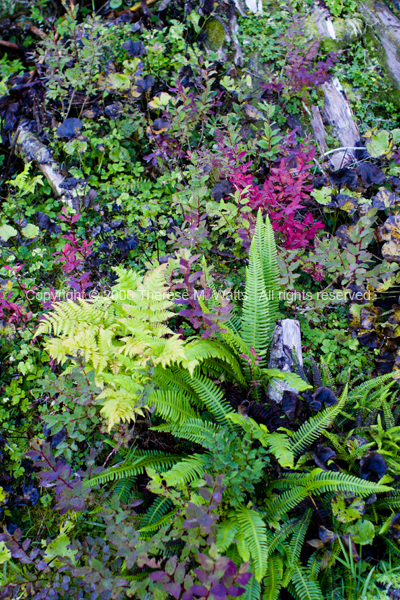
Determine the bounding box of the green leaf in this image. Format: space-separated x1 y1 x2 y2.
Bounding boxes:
110 0 122 7
0 224 17 241
365 129 393 158
311 186 332 205
332 491 365 523
0 541 11 565
392 128 400 144
21 223 39 238
347 519 375 545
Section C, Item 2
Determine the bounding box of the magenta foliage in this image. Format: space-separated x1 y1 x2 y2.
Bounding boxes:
0 264 35 327
53 207 94 297
231 145 324 250
262 20 338 105
25 442 96 514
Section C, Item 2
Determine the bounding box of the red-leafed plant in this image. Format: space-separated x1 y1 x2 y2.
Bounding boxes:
53 208 94 297
231 145 324 250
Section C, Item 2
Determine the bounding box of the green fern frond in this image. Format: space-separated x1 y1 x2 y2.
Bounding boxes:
162 455 206 486
140 496 173 528
265 488 310 521
178 369 235 426
112 476 136 503
288 510 312 567
274 470 392 497
267 520 299 555
264 432 294 469
262 555 283 600
231 506 268 582
83 454 181 487
347 373 394 403
320 359 337 395
153 366 201 403
242 575 261 600
241 211 278 360
216 519 240 553
291 564 323 600
290 389 347 456
139 510 176 533
183 340 246 385
149 389 200 425
152 419 222 446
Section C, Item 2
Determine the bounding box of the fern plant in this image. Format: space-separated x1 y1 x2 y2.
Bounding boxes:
36 210 308 432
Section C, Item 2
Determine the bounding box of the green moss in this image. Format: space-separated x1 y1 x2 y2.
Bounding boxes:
204 18 226 52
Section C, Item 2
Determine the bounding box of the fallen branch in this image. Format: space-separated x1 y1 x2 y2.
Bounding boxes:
14 127 76 208
0 40 21 52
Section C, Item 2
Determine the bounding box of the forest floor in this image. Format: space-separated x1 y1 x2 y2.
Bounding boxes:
1 0 400 598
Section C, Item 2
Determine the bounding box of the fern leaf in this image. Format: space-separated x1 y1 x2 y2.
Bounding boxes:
216 519 239 553
179 369 235 426
152 419 223 446
290 390 347 456
264 432 294 468
274 470 392 497
232 506 268 582
140 496 173 528
242 575 261 600
113 476 136 503
291 564 323 600
149 389 199 425
241 221 272 359
289 510 312 567
263 555 283 600
83 454 181 487
162 455 206 486
139 510 176 533
265 488 310 521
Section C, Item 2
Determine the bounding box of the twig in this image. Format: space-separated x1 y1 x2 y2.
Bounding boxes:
29 25 47 40
0 40 21 51
324 146 362 156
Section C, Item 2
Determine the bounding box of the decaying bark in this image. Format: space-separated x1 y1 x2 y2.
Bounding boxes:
310 105 328 155
360 1 400 94
310 9 361 169
320 77 361 169
14 127 75 208
267 319 303 404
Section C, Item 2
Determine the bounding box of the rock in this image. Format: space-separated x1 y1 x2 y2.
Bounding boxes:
361 1 400 98
204 17 226 53
232 0 262 15
267 319 303 404
243 0 263 13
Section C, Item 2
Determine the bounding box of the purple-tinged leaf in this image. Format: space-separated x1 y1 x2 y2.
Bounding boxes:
210 583 227 599
226 586 246 597
149 571 168 582
198 553 214 572
191 584 209 597
236 573 252 585
165 556 178 576
164 582 182 599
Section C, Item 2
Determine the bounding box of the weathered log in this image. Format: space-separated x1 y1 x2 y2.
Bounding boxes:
310 105 328 155
320 77 361 169
14 127 75 208
310 7 361 169
360 1 400 96
267 319 303 404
